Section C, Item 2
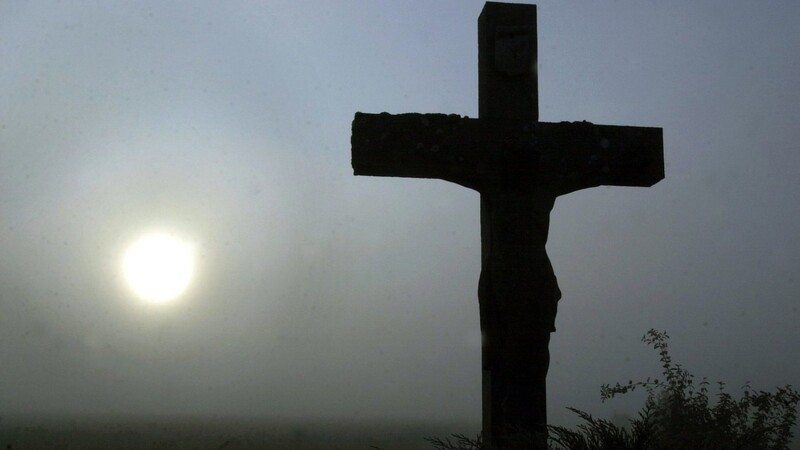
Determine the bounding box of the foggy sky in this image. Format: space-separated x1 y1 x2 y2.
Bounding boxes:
1 0 799 428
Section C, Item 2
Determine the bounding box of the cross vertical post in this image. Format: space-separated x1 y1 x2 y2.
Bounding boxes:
477 3 553 447
351 2 664 448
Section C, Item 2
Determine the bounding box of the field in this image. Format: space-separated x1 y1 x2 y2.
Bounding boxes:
0 415 480 450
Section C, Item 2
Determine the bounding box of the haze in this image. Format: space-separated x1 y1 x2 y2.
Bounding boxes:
1 0 798 434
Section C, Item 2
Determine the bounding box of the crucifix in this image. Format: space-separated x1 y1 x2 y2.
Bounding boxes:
351 2 664 448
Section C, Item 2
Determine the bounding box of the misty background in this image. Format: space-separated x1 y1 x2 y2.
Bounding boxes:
1 0 799 432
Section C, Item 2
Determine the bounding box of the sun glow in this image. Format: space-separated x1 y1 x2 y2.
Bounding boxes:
123 232 195 303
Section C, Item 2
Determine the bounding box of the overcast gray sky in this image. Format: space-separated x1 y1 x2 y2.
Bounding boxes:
1 0 799 429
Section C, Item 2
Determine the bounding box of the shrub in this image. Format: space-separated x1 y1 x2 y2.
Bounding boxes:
426 330 799 450
549 329 799 450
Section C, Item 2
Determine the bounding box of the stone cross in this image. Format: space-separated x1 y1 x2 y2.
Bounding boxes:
351 2 663 448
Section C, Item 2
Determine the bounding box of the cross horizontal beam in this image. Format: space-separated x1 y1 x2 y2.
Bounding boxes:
352 112 663 195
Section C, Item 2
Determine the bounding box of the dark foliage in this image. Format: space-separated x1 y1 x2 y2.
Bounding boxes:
427 330 799 450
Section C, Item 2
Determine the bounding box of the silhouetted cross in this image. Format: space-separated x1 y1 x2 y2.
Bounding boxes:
351 2 663 448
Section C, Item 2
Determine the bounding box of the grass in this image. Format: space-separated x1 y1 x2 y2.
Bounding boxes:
424 330 800 450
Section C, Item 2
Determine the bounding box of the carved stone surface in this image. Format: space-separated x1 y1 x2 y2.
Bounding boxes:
351 3 664 448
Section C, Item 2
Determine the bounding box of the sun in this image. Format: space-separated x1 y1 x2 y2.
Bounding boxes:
122 232 195 303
